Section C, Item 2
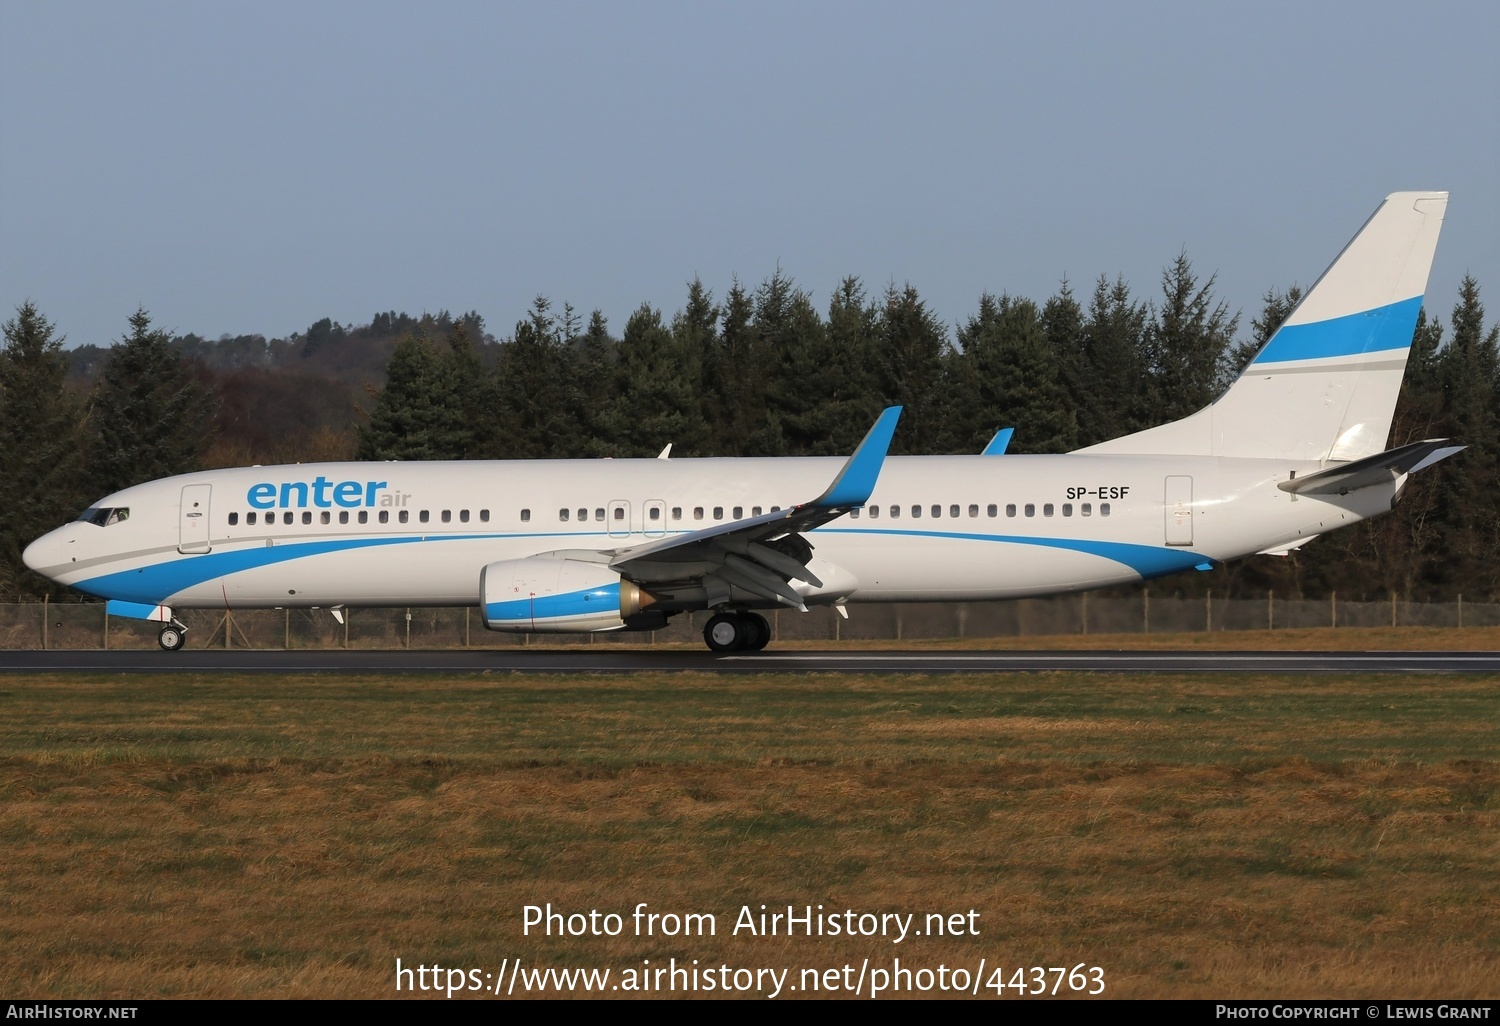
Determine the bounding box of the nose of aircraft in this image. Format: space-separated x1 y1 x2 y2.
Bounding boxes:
22 530 63 574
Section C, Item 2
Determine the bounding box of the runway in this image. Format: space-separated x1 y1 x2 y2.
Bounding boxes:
3 649 1499 673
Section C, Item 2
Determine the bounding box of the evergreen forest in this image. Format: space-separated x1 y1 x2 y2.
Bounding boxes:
2 259 1495 604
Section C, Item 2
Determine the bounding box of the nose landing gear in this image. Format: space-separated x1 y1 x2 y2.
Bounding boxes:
703 611 771 653
157 623 188 651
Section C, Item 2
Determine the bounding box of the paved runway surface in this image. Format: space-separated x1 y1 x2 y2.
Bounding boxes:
3 649 1499 673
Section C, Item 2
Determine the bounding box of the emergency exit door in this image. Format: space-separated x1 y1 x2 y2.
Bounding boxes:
179 484 212 554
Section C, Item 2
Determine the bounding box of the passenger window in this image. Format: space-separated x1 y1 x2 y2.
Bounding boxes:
518 510 528 523
1062 503 1073 517
283 512 293 525
480 510 490 522
339 511 349 525
733 506 743 519
1082 503 1092 516
442 510 452 523
594 508 605 521
771 506 781 512
868 505 879 519
694 507 704 521
559 509 570 522
613 507 624 521
930 505 940 518
379 510 389 524
358 511 368 524
321 511 331 524
649 507 660 521
1043 504 1054 517
890 505 900 518
302 511 312 525
1024 504 1035 517
672 507 682 520
1101 502 1111 517
850 508 861 518
460 510 470 523
229 512 239 526
399 510 409 524
752 506 762 516
968 504 978 518
419 510 429 524
1006 504 1016 517
950 505 960 518
246 512 256 526
713 507 723 520
578 508 588 522
912 505 922 518
989 504 999 517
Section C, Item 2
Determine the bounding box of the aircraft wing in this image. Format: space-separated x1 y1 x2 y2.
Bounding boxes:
1277 439 1464 496
602 406 902 609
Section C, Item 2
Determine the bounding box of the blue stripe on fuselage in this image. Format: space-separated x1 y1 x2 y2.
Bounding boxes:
1251 296 1423 365
73 528 1208 606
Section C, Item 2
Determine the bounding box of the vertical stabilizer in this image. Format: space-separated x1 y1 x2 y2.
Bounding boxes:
1079 192 1447 461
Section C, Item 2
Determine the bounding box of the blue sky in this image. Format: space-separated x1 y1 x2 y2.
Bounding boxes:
2 0 1496 348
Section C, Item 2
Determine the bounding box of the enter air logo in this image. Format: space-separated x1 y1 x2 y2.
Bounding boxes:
246 477 400 509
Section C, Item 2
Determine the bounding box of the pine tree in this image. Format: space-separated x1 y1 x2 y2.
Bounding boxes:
1075 275 1152 445
87 308 216 495
356 329 471 460
1147 253 1240 422
604 304 697 457
948 294 1076 454
0 302 87 594
873 283 949 454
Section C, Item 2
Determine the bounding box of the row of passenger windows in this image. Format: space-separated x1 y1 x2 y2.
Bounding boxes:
556 505 781 523
226 501 1112 529
850 502 1111 519
229 509 490 527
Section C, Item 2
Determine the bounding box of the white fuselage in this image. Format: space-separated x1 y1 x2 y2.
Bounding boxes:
24 453 1394 612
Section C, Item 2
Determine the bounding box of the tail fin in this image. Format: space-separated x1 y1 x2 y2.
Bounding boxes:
1079 191 1448 461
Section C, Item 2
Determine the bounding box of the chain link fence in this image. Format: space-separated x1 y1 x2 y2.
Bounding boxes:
3 593 1498 650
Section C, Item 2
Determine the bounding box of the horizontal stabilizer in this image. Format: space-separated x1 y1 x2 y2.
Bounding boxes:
1278 440 1463 496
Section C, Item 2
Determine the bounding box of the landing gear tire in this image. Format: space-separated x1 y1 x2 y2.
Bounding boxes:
703 612 772 653
742 612 771 652
704 613 745 653
157 624 187 652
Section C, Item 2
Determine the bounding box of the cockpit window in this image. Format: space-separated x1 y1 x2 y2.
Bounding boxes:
77 507 130 527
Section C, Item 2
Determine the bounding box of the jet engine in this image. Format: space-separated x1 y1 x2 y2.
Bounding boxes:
480 556 654 633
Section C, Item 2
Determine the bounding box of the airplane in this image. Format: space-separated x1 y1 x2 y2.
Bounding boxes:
23 192 1459 654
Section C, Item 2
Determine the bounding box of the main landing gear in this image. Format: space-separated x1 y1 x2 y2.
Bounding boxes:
157 623 188 651
703 611 771 654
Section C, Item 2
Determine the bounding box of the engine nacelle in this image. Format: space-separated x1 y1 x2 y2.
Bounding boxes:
480 557 652 633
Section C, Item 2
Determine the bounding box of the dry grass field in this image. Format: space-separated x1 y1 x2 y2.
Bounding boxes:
1 669 1496 999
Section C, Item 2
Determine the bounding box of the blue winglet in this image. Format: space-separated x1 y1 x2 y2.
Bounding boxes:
814 406 902 507
981 427 1014 456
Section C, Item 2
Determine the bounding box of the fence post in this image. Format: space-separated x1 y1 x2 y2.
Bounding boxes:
405 609 411 649
284 609 290 650
1268 589 1273 630
1143 588 1150 634
465 607 470 647
1391 592 1397 628
344 610 350 649
1206 590 1212 633
1081 593 1088 634
1331 590 1337 628
42 595 48 650
1458 594 1463 628
103 605 108 650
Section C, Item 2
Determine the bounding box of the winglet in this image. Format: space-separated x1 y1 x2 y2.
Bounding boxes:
812 406 902 507
981 427 1014 456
